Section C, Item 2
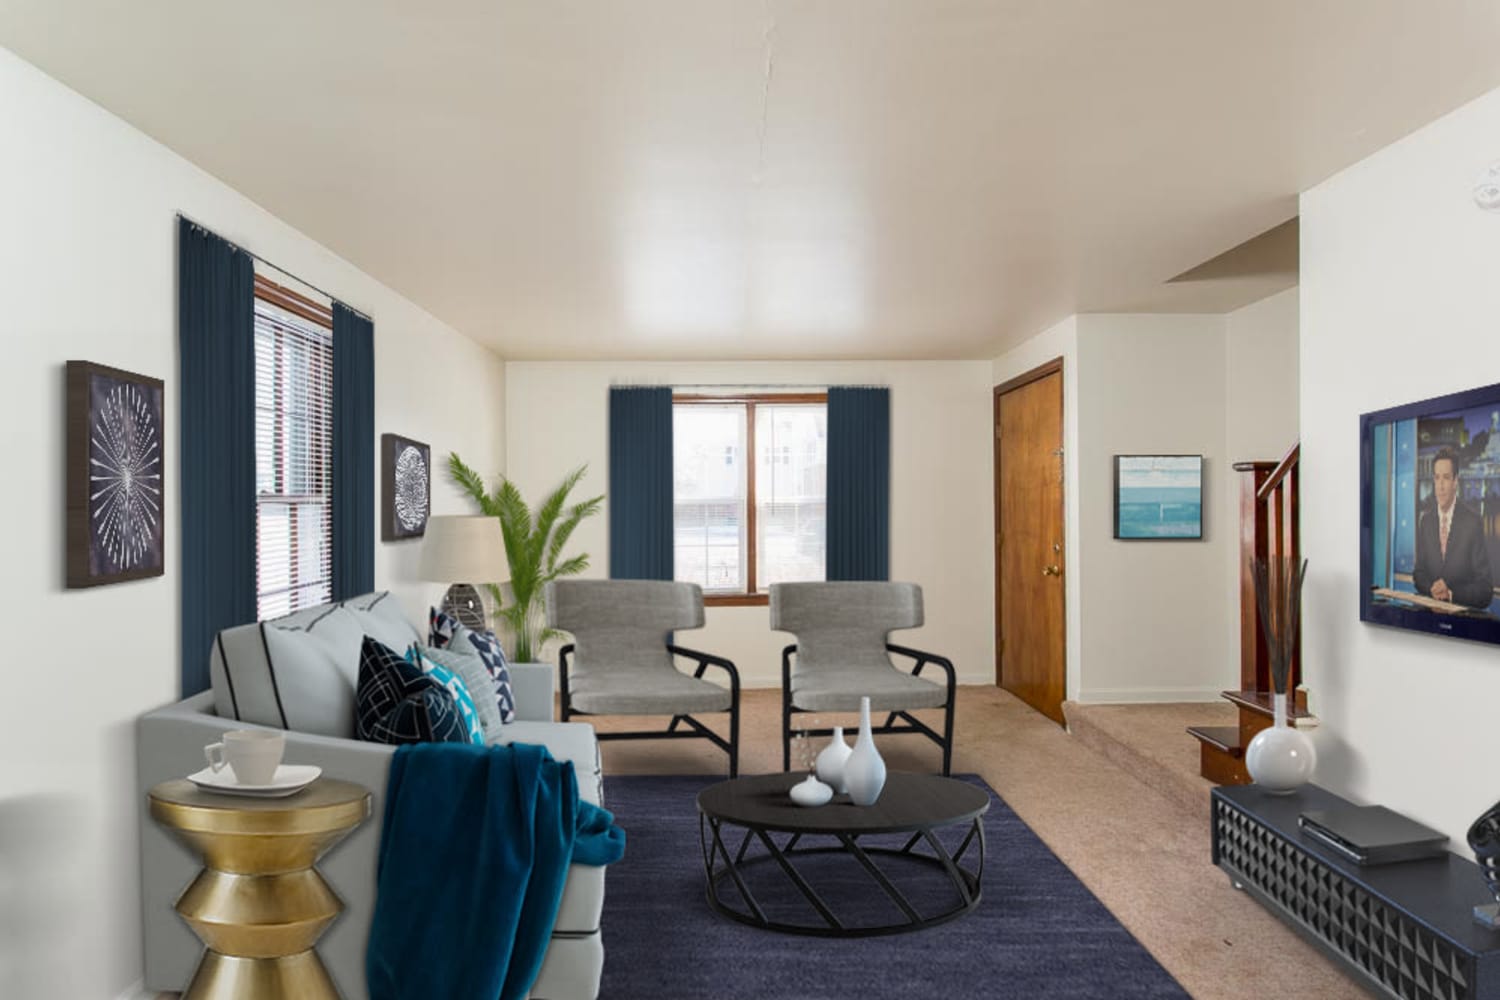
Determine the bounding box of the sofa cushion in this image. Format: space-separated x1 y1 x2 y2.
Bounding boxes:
551 865 606 936
488 721 602 806
404 647 485 745
343 592 420 652
209 605 365 737
530 933 603 999
355 637 469 745
414 643 504 741
451 624 516 724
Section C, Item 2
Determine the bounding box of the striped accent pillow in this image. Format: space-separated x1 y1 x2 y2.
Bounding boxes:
405 646 486 745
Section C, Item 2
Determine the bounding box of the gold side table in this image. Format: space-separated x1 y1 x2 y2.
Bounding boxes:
149 778 372 999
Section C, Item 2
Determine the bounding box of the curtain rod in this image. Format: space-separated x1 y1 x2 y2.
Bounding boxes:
176 212 373 323
614 382 887 389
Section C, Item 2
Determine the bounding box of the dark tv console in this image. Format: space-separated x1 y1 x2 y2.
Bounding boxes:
1213 784 1500 1000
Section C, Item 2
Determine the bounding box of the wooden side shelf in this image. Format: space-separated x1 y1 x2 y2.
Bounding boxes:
1221 689 1310 720
1187 725 1246 785
1190 443 1305 785
1186 725 1239 752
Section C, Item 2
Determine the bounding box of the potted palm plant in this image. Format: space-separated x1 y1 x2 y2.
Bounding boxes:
447 456 603 663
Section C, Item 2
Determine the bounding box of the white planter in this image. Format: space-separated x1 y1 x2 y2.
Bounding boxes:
844 697 887 807
1245 692 1317 794
815 727 852 794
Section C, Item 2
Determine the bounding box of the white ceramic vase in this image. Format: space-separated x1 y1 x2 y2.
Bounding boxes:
816 726 853 794
1245 692 1316 795
789 774 833 807
844 697 887 807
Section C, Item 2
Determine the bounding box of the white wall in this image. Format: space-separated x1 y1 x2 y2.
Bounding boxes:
991 304 1301 707
1300 84 1500 846
1075 314 1233 702
0 48 505 998
503 361 994 689
1223 288 1300 683
991 317 1083 704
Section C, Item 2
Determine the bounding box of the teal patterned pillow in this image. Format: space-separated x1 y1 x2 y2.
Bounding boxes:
405 647 485 745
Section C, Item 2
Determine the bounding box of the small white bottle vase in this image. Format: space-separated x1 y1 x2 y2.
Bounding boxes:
844 697 887 807
816 726 853 794
1244 691 1317 795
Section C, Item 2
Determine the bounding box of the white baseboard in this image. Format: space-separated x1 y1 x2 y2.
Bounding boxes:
112 980 165 1000
1073 687 1226 705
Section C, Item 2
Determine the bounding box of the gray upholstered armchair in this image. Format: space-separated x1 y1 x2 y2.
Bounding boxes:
546 580 740 776
769 581 956 775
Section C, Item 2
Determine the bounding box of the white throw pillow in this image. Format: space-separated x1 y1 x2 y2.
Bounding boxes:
343 592 420 653
210 604 365 738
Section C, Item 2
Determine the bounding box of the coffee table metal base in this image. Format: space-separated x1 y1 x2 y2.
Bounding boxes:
699 814 985 937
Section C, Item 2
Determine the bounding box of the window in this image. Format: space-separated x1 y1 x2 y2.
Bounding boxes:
253 275 334 619
673 395 827 603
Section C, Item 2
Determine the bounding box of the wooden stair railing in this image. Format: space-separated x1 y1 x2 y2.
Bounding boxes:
1189 442 1309 785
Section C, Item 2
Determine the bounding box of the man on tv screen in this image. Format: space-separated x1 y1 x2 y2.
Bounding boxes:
1413 448 1494 608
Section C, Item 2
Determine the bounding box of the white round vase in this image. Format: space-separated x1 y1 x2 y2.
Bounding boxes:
1245 693 1316 795
815 726 853 794
844 697 887 807
789 774 833 807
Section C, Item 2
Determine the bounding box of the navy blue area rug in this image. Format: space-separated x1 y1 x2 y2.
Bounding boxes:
598 774 1188 1000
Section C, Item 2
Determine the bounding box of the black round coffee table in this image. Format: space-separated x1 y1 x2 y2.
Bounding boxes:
697 772 990 937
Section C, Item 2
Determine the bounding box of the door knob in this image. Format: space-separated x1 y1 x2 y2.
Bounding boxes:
1042 565 1061 577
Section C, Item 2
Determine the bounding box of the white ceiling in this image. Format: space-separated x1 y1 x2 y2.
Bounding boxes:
4 2 1499 360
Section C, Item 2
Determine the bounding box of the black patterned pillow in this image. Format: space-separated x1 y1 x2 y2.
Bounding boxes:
355 636 468 745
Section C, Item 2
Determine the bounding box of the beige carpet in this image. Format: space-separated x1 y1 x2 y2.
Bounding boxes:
1065 700 1236 822
592 687 1367 1000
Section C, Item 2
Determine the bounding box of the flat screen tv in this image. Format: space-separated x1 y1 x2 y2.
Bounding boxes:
1361 381 1500 645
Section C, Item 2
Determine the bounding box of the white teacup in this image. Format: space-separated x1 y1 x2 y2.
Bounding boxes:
205 730 285 785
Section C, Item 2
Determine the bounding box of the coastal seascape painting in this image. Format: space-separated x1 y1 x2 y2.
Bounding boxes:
1114 455 1203 540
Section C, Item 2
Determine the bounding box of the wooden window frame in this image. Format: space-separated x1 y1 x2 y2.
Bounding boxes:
673 392 828 607
255 273 334 327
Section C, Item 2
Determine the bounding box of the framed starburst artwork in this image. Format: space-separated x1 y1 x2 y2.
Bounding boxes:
67 361 165 587
382 433 431 540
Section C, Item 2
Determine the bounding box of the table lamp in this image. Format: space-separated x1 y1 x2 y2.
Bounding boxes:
419 515 508 631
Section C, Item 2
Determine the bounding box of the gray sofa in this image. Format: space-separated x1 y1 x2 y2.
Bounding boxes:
136 592 607 999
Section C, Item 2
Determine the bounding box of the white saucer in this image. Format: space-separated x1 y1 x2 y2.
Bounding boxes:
187 764 322 797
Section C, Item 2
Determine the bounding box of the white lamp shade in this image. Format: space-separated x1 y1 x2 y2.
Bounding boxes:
418 515 509 584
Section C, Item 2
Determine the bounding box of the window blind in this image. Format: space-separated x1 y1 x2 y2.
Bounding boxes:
254 294 334 619
755 403 827 587
672 397 827 596
673 403 747 593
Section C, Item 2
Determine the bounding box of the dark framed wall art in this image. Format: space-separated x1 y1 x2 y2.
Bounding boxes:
382 433 431 540
1114 454 1204 540
67 361 166 587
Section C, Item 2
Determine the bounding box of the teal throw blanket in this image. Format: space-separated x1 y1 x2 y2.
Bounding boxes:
367 741 625 1000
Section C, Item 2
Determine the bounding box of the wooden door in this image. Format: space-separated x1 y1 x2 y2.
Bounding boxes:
995 362 1066 724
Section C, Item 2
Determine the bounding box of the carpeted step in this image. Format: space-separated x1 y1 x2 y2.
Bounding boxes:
1062 701 1226 824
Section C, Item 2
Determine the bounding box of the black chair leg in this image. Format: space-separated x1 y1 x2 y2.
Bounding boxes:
729 700 740 778
781 700 791 773
941 701 955 776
